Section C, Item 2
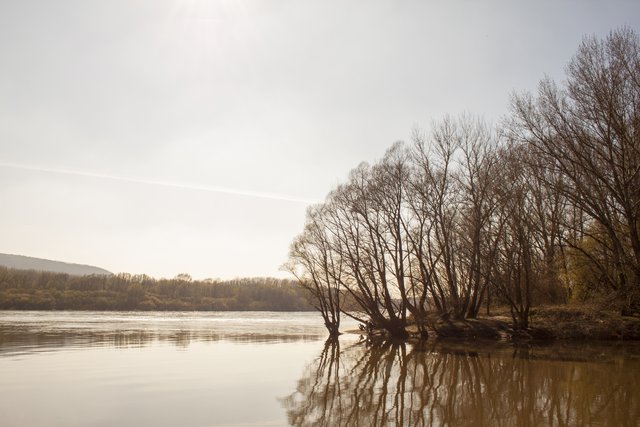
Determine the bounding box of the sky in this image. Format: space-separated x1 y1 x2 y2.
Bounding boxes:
1 0 639 280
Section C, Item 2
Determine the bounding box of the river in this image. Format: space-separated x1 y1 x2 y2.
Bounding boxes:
0 311 638 426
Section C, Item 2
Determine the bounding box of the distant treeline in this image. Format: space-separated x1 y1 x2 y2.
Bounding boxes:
0 268 314 311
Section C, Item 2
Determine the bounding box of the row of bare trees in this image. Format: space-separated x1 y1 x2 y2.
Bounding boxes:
286 28 640 338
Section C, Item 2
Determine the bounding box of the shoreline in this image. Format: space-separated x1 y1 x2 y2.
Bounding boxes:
344 308 640 342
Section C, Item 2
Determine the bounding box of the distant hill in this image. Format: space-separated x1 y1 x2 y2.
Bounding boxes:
0 253 112 276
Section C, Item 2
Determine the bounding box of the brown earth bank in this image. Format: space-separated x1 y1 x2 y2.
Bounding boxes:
348 306 640 341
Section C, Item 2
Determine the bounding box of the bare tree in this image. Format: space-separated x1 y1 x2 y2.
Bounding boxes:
490 145 539 329
285 204 342 338
408 119 461 318
510 27 640 313
408 116 503 319
452 116 503 318
326 163 411 339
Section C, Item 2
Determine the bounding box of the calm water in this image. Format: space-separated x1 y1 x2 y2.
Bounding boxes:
0 311 639 427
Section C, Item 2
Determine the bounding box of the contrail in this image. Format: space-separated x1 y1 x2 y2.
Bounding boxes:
0 162 318 205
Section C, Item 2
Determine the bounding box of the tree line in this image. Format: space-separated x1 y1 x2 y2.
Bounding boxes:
0 267 313 311
285 28 640 338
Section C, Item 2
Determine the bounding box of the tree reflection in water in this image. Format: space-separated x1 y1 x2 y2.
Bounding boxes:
282 339 640 426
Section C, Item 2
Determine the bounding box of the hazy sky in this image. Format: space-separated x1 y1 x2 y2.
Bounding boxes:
1 1 638 279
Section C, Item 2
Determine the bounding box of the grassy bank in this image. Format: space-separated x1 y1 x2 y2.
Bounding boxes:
377 306 640 341
525 306 640 340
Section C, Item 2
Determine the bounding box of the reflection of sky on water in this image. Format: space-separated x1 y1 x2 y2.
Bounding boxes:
0 311 361 355
0 311 346 427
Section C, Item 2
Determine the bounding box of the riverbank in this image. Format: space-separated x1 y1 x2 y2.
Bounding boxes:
349 306 640 341
524 305 640 340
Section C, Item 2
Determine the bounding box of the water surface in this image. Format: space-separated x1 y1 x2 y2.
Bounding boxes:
0 311 348 427
283 339 640 426
0 311 638 426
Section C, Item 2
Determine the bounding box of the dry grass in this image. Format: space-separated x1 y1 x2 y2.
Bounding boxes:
528 304 640 340
353 305 640 341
